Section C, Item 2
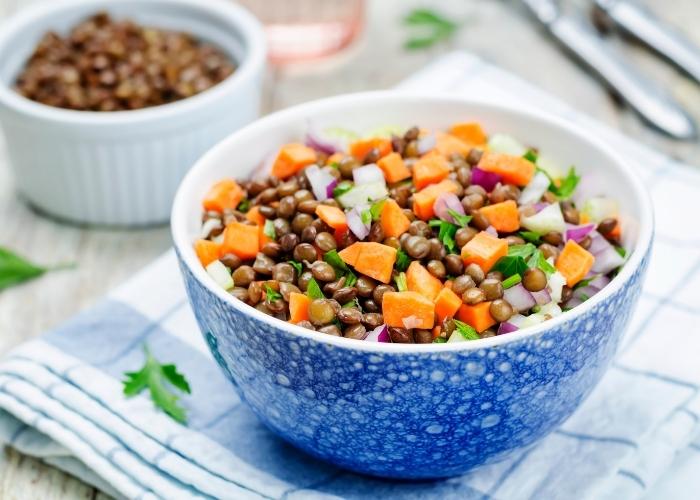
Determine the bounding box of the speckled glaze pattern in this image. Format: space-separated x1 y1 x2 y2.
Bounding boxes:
178 248 650 479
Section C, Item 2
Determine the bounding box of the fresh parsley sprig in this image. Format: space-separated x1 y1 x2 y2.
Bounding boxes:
122 345 192 424
403 9 459 50
0 247 73 291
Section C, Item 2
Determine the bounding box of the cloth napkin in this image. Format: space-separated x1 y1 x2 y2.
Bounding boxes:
1 51 699 500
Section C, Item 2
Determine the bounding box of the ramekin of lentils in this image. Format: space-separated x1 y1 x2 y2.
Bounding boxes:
0 0 265 226
15 12 235 111
194 122 627 344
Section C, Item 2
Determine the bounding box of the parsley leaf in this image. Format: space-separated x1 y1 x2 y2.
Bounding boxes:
615 246 627 258
333 181 353 198
527 249 556 276
491 255 528 278
453 320 480 340
502 274 522 289
403 9 459 50
548 167 580 200
306 278 325 299
344 270 358 287
433 337 447 343
263 219 276 240
288 260 303 275
519 231 542 244
394 272 408 292
122 345 191 424
342 298 361 309
324 250 349 272
328 162 340 169
523 150 538 163
507 243 536 259
429 219 458 254
395 249 411 272
360 208 372 226
0 247 73 291
237 198 250 212
370 199 387 221
447 209 472 227
265 284 282 301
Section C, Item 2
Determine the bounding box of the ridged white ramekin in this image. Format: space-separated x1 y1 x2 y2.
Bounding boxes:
0 0 265 226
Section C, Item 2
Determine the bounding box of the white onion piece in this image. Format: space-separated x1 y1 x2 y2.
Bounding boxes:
305 165 336 201
206 260 233 290
547 271 567 303
582 197 619 223
402 316 423 329
417 133 436 155
337 182 389 208
353 164 385 185
520 313 546 328
573 285 599 302
508 314 529 328
536 155 565 180
504 284 536 312
531 288 551 306
521 202 566 234
485 225 498 237
587 231 610 255
365 324 389 342
200 218 223 239
434 192 465 223
519 171 550 205
589 274 611 291
539 301 563 318
346 205 370 240
591 246 625 274
488 133 526 155
305 121 343 154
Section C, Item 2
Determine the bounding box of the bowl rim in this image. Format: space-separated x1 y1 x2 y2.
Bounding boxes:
0 0 266 125
172 91 654 353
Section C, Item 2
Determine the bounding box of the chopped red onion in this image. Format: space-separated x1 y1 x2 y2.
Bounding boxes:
588 274 611 291
305 122 342 155
325 178 339 199
353 164 385 185
402 316 422 329
564 296 584 309
503 284 536 312
346 205 370 240
485 225 498 237
565 223 595 243
533 202 549 213
366 324 389 342
416 133 436 155
433 192 465 224
591 245 625 274
305 165 336 201
471 167 501 192
587 231 610 255
530 288 551 306
498 322 519 335
574 285 599 301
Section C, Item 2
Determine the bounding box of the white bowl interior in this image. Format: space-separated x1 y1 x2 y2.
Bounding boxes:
172 93 653 351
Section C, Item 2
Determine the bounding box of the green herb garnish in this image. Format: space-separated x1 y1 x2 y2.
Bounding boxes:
264 284 282 302
333 181 353 198
360 208 372 226
403 8 459 50
519 231 542 244
433 337 447 343
237 198 250 212
492 255 528 278
306 278 325 299
328 162 340 169
370 199 387 221
447 209 472 227
502 274 522 289
527 249 556 276
523 150 538 163
429 219 458 254
507 243 536 259
615 246 627 258
288 260 303 275
344 270 358 287
395 272 408 292
395 248 411 272
453 320 480 340
263 219 276 240
0 247 73 291
548 167 580 200
342 298 360 309
324 250 349 272
122 345 191 424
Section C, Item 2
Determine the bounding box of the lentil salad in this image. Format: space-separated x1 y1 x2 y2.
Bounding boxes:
193 122 627 343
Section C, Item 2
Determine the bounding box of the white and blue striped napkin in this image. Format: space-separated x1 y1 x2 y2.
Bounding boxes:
1 52 699 500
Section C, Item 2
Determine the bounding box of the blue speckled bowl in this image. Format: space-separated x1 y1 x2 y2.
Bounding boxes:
172 93 653 479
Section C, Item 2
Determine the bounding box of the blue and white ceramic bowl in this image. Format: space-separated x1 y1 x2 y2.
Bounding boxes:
172 93 653 479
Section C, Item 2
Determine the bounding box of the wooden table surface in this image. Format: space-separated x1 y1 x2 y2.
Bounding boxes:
0 0 698 497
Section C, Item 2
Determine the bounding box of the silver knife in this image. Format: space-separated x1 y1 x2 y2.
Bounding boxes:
594 0 700 84
521 0 697 140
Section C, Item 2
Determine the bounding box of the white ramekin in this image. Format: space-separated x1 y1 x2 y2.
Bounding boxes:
0 0 266 226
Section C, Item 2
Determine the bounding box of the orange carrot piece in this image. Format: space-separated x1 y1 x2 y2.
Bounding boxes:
380 199 411 238
435 287 462 323
246 206 265 226
353 242 397 284
289 292 311 324
406 261 443 301
479 200 520 232
461 231 508 273
349 137 392 161
556 240 595 287
412 179 461 220
326 152 344 165
194 239 221 267
608 220 622 240
382 291 435 329
413 152 451 190
435 131 471 156
377 152 411 183
315 205 348 233
580 213 591 224
457 302 496 332
338 242 363 267
449 122 487 145
271 143 317 179
478 152 535 186
221 222 259 260
203 179 244 213
432 326 441 339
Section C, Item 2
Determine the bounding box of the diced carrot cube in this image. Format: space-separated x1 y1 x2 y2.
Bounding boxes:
194 239 221 267
406 261 443 301
382 291 435 329
203 179 244 213
315 205 347 233
435 287 462 323
271 143 317 179
349 137 392 161
556 240 595 287
221 222 259 260
380 199 411 238
353 242 397 284
289 292 311 324
413 152 450 190
478 152 535 186
461 231 508 273
457 302 496 332
435 131 471 156
412 179 461 220
377 152 411 183
479 200 520 232
449 122 487 145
